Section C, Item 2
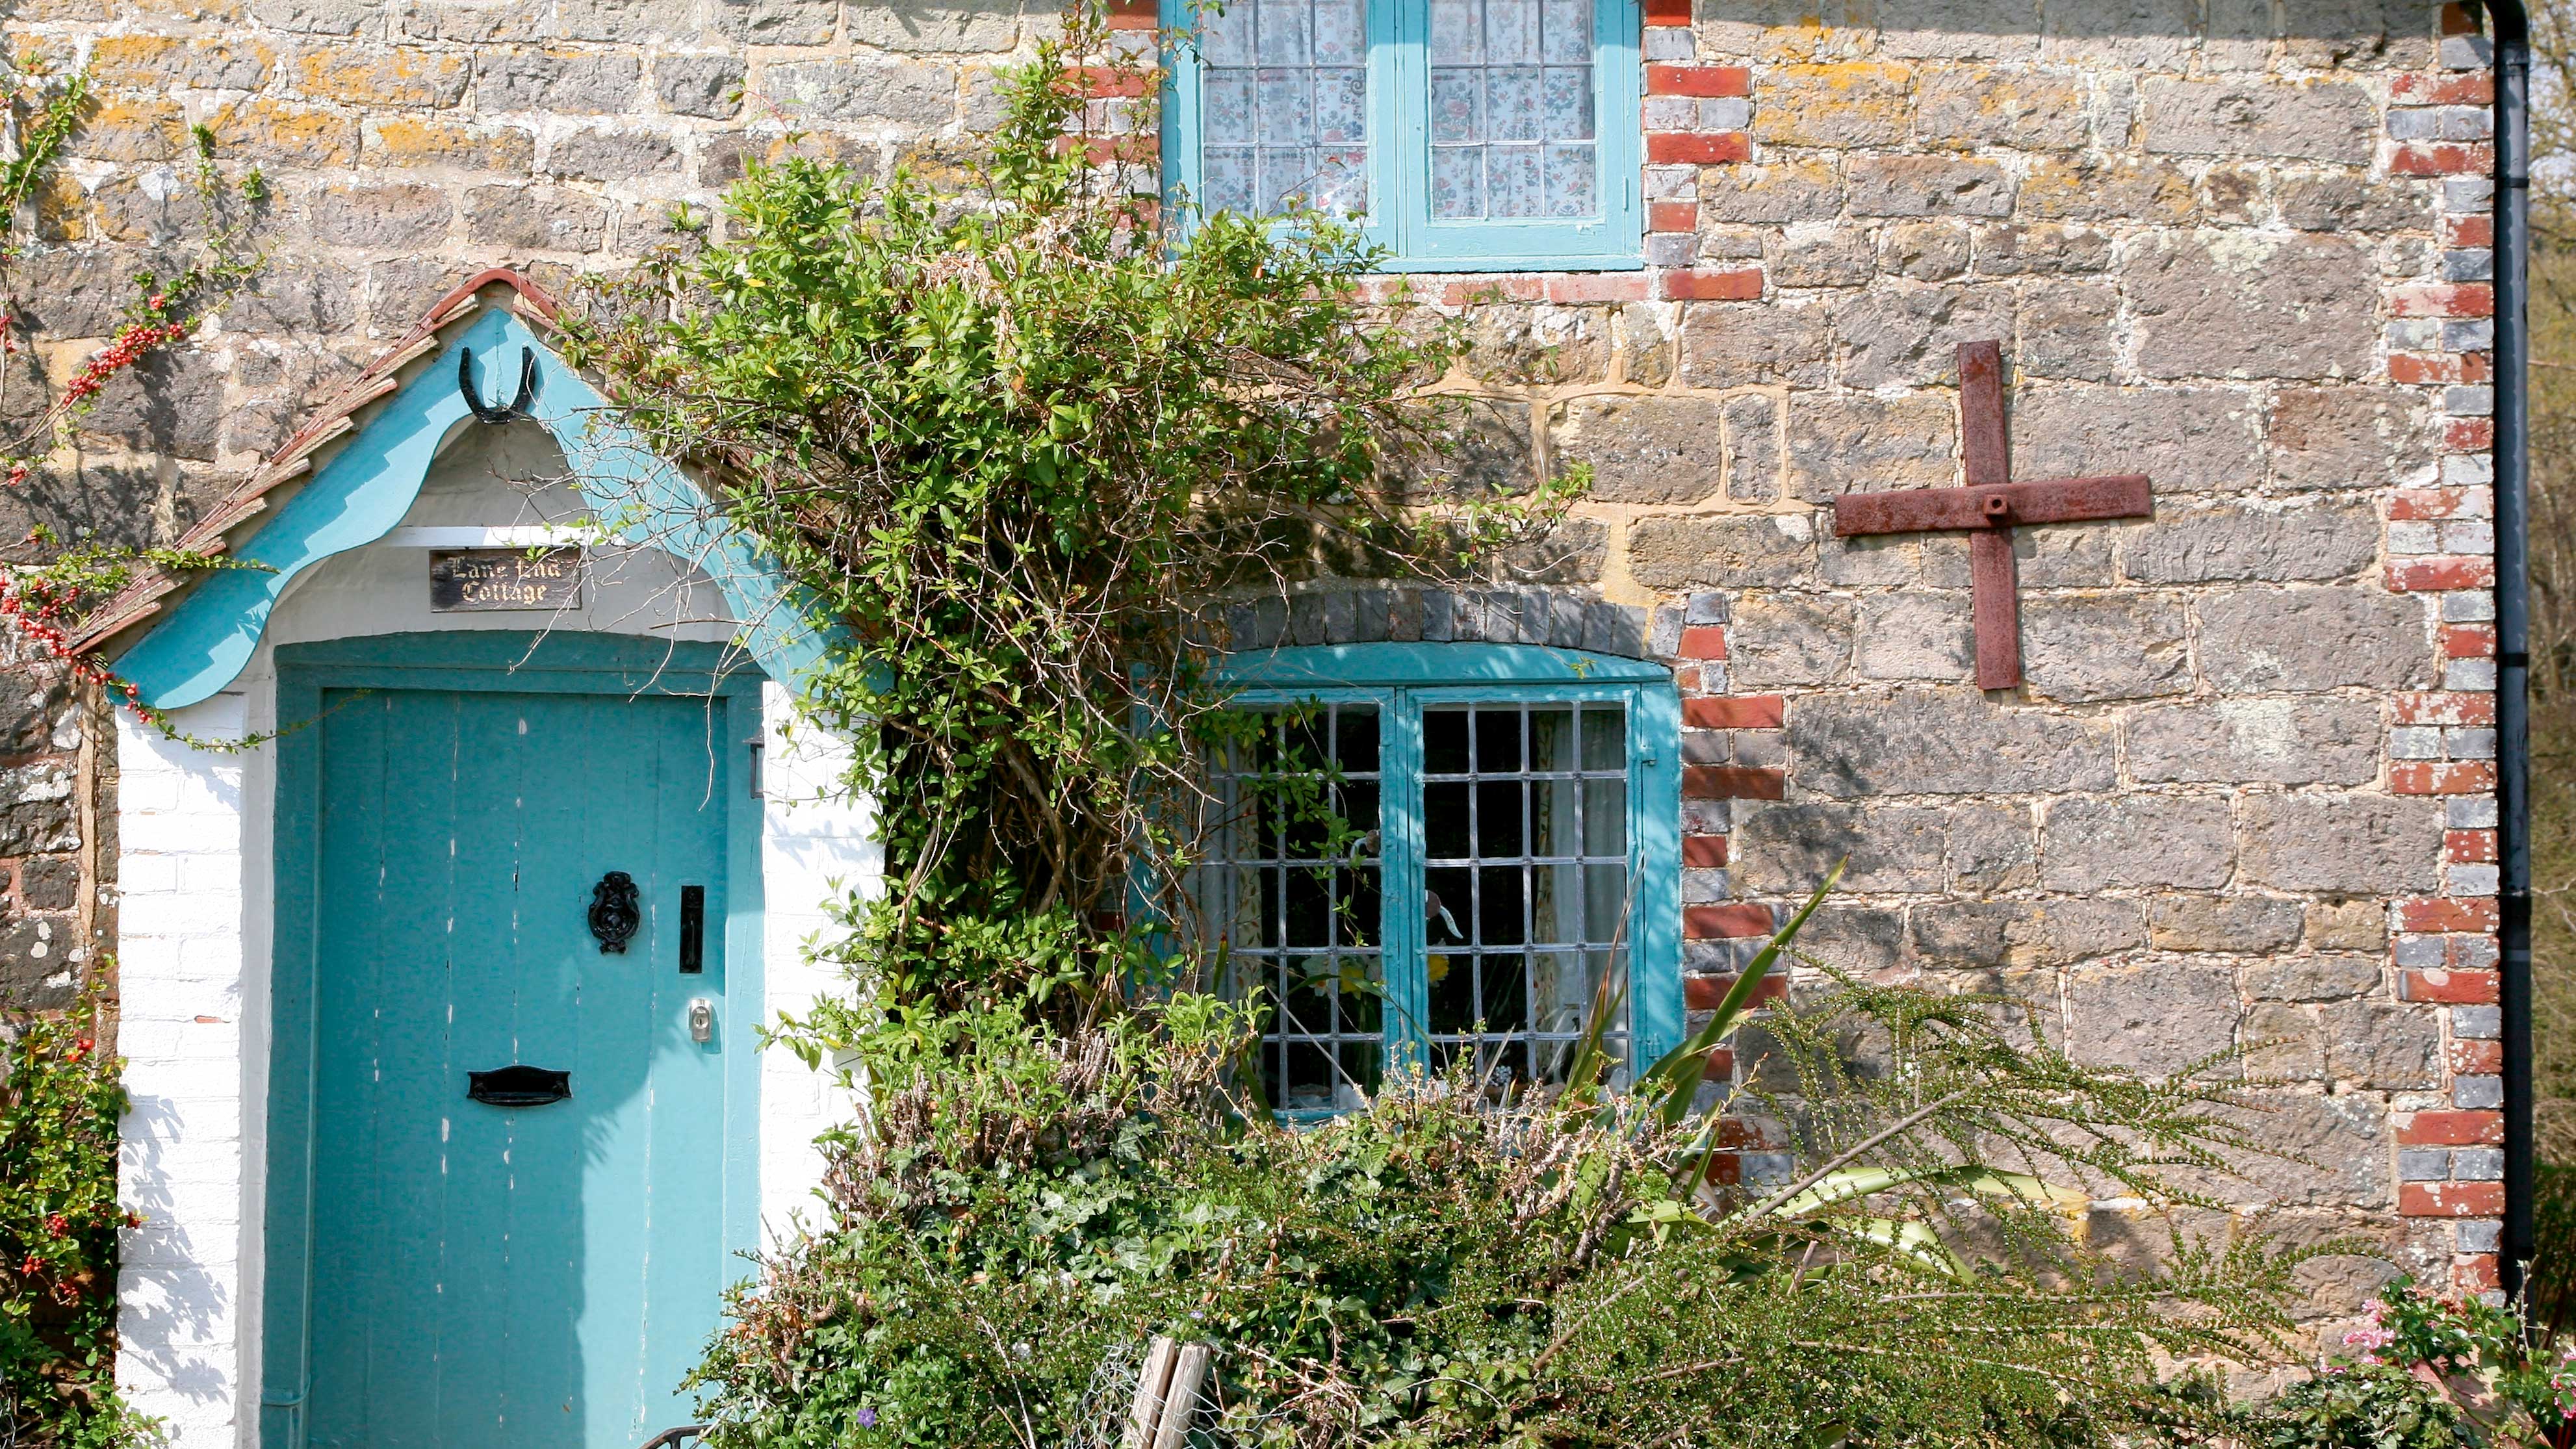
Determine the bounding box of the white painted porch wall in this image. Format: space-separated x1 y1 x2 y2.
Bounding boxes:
113 422 874 1449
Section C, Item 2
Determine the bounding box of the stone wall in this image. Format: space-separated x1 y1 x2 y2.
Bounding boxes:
1330 0 2505 1314
0 0 2509 1326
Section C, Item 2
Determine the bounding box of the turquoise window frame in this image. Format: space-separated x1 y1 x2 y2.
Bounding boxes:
1215 643 1682 1112
1158 0 1645 272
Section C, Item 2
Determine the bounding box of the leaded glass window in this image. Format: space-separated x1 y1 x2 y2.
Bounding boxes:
1164 0 1642 270
1193 648 1681 1118
1200 0 1371 219
1421 702 1627 1085
1426 0 1597 220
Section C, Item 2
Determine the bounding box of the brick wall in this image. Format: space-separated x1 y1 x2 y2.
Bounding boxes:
0 0 2509 1324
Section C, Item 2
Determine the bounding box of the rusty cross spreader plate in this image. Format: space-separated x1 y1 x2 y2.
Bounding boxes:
1829 340 2153 690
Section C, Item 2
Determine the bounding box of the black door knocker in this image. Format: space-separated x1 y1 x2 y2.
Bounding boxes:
459 345 536 424
589 871 641 954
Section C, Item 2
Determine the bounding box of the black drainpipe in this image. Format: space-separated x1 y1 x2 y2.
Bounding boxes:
2488 0 2535 1302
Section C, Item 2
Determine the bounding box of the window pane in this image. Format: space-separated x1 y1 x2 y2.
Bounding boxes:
1200 0 1370 221
1417 699 1631 1094
1198 704 1384 1116
1422 0 1598 221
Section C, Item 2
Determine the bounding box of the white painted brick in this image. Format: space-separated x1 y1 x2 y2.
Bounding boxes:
2443 591 2497 622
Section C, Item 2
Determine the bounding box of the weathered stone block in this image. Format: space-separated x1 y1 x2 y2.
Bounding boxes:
654 53 746 117
1844 155 2014 217
2124 500 2378 584
2212 1090 2382 1207
2042 795 2235 891
1818 533 1916 586
2019 595 2189 702
1790 687 2116 797
1725 595 1853 687
2276 172 2432 233
2011 385 2263 492
1496 519 1608 585
405 0 545 42
1948 801 2035 891
767 60 958 124
2128 699 2381 786
1878 221 1972 280
92 34 277 90
1771 225 1875 287
297 44 472 107
2269 387 2433 491
251 0 380 34
2321 1001 2441 1090
1461 305 1606 386
1914 899 2139 969
1627 515 1815 591
366 116 537 170
1733 801 1947 892
1723 394 1779 503
306 183 452 248
2149 895 2305 953
712 0 838 42
1878 0 2041 58
1829 283 2015 388
553 0 693 41
1784 393 1956 500
546 127 680 180
846 0 1020 51
1855 591 1971 680
1701 157 1843 224
203 97 361 167
2140 79 2376 164
2123 232 2378 381
79 349 224 461
1972 223 2113 276
1552 395 1725 504
1795 906 1908 972
2240 794 2441 894
2196 589 2430 693
2015 281 2119 381
2245 952 2382 1000
465 185 611 251
2065 960 2239 1075
2243 1002 2324 1080
1754 62 1914 148
480 47 643 114
1677 303 1831 388
2306 899 2386 953
1915 68 2087 149
2018 157 2196 224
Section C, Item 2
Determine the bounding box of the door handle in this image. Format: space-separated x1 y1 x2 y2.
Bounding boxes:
467 1065 571 1106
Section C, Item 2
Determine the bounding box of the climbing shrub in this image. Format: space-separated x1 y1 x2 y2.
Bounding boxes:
0 976 148 1449
569 3 1564 1025
0 60 270 732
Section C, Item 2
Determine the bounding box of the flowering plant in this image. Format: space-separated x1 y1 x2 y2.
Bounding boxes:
2248 1280 2576 1448
0 970 151 1449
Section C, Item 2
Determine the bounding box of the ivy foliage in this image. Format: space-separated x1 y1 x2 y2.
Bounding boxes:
569 4 1560 1023
0 976 148 1449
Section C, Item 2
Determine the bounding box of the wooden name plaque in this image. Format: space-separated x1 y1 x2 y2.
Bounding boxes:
429 548 585 612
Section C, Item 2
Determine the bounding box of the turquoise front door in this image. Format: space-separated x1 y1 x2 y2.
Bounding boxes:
266 643 758 1449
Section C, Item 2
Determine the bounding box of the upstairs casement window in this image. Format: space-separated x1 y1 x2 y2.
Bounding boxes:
1194 644 1681 1118
1160 0 1645 271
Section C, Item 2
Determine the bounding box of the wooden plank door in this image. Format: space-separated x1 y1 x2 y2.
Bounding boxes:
298 686 738 1449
